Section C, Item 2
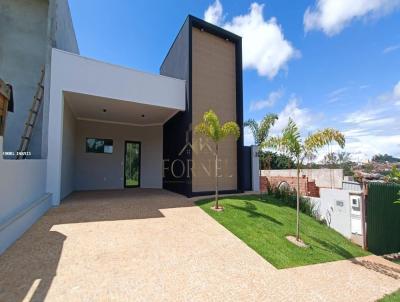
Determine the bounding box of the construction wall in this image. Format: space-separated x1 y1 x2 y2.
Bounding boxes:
0 0 79 159
0 0 49 158
261 169 343 189
0 137 52 254
260 175 320 197
41 0 79 159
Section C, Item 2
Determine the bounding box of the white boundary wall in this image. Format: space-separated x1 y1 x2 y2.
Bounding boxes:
0 137 52 254
309 188 353 238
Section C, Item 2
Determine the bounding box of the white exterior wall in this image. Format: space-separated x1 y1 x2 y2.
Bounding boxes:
261 169 344 189
0 137 51 254
310 188 353 238
48 49 185 204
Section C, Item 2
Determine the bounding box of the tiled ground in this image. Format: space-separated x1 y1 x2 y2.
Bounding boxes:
0 189 399 301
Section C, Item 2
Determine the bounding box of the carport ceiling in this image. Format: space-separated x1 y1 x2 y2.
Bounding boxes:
64 91 180 126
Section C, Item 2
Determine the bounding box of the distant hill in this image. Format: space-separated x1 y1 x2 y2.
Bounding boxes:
372 154 400 163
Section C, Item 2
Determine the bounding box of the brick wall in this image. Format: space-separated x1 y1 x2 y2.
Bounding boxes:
260 176 320 197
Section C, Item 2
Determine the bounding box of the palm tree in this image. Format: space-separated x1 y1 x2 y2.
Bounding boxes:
195 110 240 210
244 114 278 146
244 114 278 174
265 118 345 241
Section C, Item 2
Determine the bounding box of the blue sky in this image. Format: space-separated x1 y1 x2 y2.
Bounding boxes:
68 0 400 161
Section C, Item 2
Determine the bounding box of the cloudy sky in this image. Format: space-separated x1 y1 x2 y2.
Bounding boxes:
69 0 400 161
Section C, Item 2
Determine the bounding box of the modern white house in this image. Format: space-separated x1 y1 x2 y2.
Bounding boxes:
0 0 259 254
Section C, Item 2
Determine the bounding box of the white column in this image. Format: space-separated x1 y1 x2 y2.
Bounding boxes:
251 145 260 192
46 90 63 206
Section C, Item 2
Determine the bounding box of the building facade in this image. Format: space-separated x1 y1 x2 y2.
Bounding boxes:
1 2 245 205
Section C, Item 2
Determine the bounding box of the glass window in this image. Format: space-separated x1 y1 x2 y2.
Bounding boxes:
86 138 113 154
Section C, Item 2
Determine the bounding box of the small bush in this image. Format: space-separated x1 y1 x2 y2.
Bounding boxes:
264 186 317 218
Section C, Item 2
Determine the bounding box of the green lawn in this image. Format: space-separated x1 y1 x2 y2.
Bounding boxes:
196 195 369 269
378 289 400 302
126 179 138 187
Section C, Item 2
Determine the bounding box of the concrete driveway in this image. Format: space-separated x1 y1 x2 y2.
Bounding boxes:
0 189 399 301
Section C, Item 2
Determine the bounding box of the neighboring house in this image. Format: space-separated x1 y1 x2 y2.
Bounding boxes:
0 0 255 254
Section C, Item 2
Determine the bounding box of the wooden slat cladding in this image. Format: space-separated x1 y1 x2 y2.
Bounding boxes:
191 27 237 192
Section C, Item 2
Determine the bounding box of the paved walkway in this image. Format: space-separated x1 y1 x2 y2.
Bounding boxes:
0 189 399 301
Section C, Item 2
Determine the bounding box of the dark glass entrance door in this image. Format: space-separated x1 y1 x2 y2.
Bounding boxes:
124 141 140 188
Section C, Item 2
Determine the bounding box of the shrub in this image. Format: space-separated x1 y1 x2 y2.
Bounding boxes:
265 186 317 218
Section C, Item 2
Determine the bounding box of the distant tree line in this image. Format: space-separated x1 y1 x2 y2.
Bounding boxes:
372 154 400 163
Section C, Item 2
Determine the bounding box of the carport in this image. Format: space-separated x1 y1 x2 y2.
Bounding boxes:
47 49 186 205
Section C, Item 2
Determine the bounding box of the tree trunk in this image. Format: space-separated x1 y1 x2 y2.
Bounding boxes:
296 160 300 241
215 144 219 209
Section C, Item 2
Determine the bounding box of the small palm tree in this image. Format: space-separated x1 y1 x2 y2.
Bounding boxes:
245 114 278 193
265 118 345 241
195 110 240 210
244 114 278 146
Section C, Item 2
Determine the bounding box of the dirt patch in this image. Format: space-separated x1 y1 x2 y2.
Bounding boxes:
286 235 309 248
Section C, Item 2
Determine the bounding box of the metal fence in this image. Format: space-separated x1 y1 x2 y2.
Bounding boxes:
367 182 400 255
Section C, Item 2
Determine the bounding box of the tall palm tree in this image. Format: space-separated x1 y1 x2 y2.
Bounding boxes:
195 110 240 210
266 118 345 241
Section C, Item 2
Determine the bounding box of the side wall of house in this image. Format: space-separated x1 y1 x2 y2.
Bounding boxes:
0 0 49 158
74 120 163 191
160 19 191 196
0 137 51 254
191 27 238 192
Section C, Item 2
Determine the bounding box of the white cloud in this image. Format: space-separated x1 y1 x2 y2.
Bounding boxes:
377 80 400 103
204 1 299 79
204 0 223 25
394 81 400 101
343 133 400 162
271 96 314 135
244 126 255 146
304 0 400 36
339 81 400 160
249 89 283 112
383 44 400 54
327 87 348 103
343 107 386 124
